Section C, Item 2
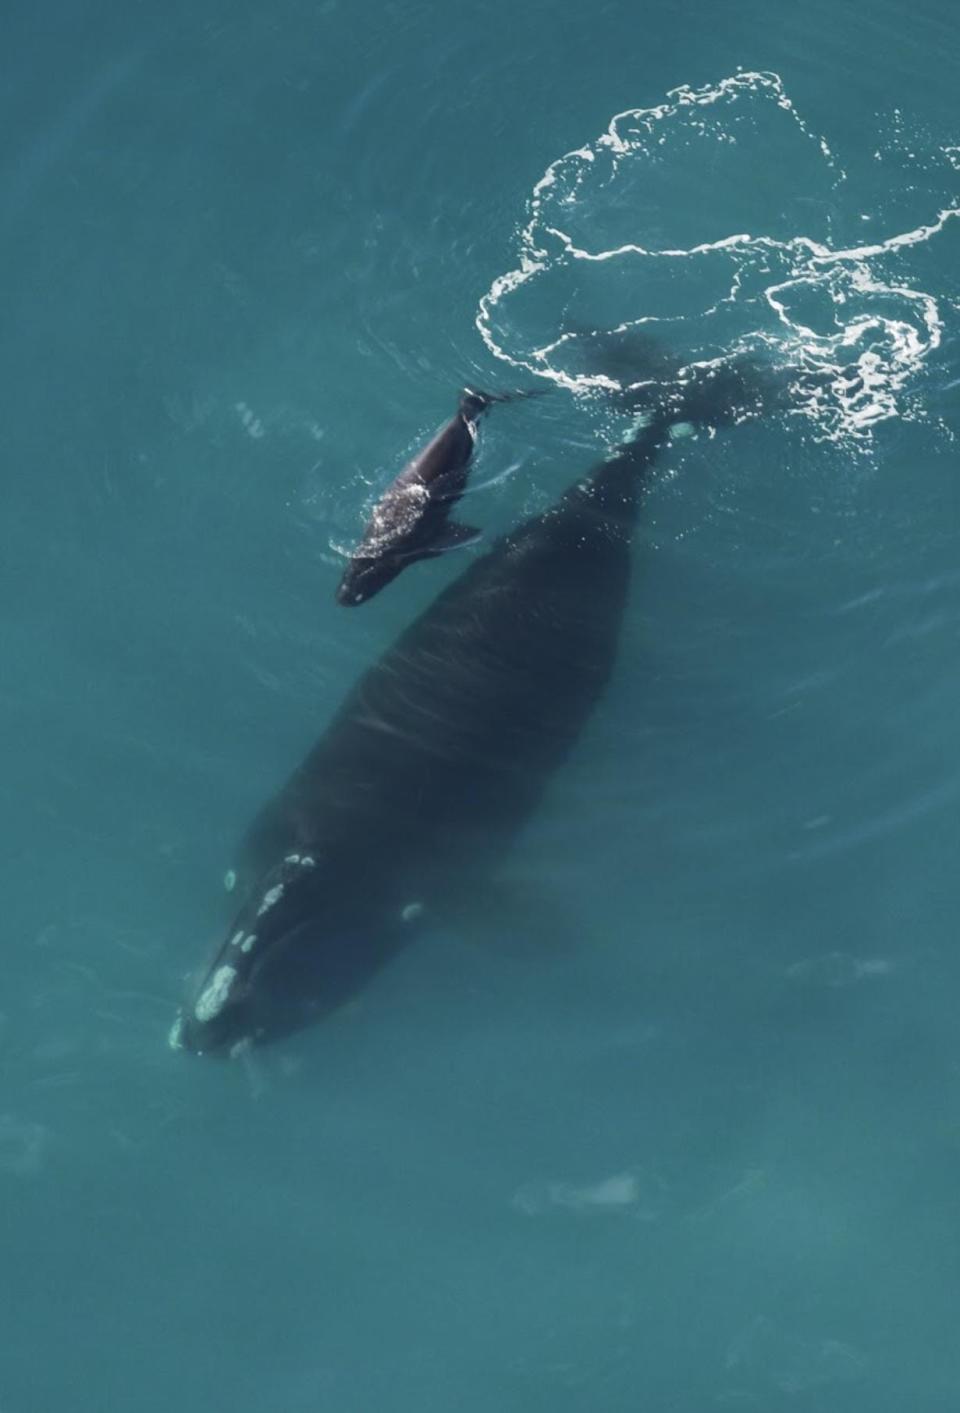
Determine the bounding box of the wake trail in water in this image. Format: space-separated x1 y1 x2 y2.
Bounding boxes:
477 71 960 446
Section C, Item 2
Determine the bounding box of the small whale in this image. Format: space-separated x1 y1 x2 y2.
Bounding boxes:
336 388 537 606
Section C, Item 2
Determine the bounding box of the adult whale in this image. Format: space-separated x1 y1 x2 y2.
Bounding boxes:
171 369 750 1057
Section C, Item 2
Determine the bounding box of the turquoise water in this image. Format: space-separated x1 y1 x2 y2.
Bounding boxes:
3 0 960 1406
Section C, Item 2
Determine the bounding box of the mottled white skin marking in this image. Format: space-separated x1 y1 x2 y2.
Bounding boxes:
224 870 237 893
168 1014 185 1051
194 965 238 1023
257 883 285 916
401 901 424 923
240 934 256 954
229 931 244 948
360 484 430 557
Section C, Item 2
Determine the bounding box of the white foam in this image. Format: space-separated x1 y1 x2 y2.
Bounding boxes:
477 71 958 445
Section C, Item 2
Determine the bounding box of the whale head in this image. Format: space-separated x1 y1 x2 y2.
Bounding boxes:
335 552 404 606
171 852 326 1057
170 851 408 1057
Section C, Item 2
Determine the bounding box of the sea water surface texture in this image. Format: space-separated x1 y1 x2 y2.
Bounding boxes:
2 0 960 1408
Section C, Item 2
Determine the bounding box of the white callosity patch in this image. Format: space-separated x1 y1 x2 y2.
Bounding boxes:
167 1014 185 1051
299 856 316 869
476 70 960 446
194 965 238 1024
223 870 237 893
240 934 256 954
401 901 424 923
229 931 244 948
257 884 285 917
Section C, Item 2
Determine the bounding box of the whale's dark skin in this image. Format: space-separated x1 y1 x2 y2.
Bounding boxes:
171 408 680 1057
336 390 491 607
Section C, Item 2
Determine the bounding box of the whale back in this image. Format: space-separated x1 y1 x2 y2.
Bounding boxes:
243 424 667 886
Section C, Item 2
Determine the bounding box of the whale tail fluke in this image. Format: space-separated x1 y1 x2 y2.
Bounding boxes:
560 321 781 431
561 324 680 390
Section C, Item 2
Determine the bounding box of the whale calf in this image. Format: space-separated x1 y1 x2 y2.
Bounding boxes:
336 387 545 606
172 371 752 1056
335 389 491 606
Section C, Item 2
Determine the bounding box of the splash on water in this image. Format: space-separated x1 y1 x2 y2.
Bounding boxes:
478 72 959 446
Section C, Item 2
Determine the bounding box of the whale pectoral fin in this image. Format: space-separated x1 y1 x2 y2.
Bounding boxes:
444 876 581 960
427 522 482 554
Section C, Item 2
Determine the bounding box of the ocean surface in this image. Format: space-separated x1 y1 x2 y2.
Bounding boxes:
2 0 960 1408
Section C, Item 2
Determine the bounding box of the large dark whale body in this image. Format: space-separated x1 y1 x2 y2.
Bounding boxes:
171 390 729 1056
